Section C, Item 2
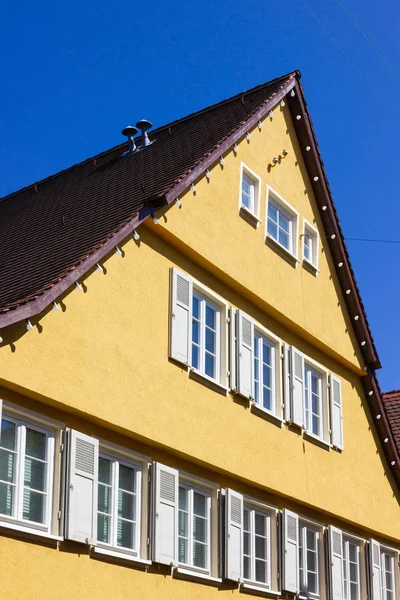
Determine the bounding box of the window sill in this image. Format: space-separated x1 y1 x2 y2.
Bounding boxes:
265 234 299 266
303 430 331 450
92 545 151 566
0 520 62 544
240 582 281 597
188 367 228 396
240 205 262 227
250 402 284 427
173 566 222 585
302 258 320 276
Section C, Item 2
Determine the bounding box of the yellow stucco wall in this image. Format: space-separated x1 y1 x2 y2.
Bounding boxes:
0 98 398 597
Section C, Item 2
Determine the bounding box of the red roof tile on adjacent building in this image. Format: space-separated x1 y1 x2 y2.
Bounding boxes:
382 390 400 457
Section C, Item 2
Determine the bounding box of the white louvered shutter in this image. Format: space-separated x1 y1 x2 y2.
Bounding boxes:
230 307 237 392
0 399 3 445
225 488 243 581
237 311 254 399
284 345 291 422
170 268 193 365
329 526 344 600
153 462 179 566
369 539 382 600
66 429 99 544
330 375 344 449
282 509 299 593
290 347 304 427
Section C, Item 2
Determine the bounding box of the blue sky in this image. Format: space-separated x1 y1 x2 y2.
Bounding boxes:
1 0 399 389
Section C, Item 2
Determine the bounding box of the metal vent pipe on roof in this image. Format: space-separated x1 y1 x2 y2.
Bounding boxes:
121 126 138 156
136 120 153 147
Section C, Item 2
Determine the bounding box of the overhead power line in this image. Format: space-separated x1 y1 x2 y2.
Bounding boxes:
344 237 400 245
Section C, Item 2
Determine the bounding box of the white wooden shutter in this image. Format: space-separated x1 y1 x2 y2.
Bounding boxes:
290 347 304 427
329 525 344 600
330 375 344 449
230 308 237 391
66 429 99 544
284 345 291 421
369 539 382 600
282 509 299 593
153 462 179 566
237 311 254 399
225 488 243 581
170 268 192 365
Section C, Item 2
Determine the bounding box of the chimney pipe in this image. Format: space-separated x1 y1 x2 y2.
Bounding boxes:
121 126 138 156
136 120 153 148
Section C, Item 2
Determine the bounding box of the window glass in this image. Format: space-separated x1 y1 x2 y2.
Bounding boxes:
304 366 322 437
243 505 270 586
178 484 210 571
0 417 52 526
241 173 256 213
267 200 293 252
382 552 395 600
97 455 139 553
254 333 275 413
304 231 312 262
191 291 220 382
299 523 319 596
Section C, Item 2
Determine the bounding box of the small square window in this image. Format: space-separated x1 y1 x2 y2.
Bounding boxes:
266 188 298 260
239 164 261 221
303 220 319 272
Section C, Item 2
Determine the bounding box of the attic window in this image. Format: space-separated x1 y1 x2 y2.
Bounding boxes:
302 219 319 274
266 187 298 261
239 163 261 224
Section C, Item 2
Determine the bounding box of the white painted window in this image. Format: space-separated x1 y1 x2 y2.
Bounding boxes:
243 505 271 587
170 268 228 388
178 482 211 572
97 452 141 555
266 188 298 259
343 537 361 600
0 413 55 531
254 331 276 413
239 163 261 219
299 522 320 596
303 220 319 270
381 551 395 600
304 364 323 438
192 291 221 382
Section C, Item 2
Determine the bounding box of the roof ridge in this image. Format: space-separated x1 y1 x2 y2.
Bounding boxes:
0 71 298 204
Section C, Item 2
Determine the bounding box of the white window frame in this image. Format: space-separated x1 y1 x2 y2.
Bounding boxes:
266 186 299 261
302 219 319 273
239 163 262 223
304 363 323 440
299 519 321 599
178 475 214 576
243 501 272 589
0 404 61 537
301 353 330 446
192 289 221 384
96 448 142 558
252 324 281 420
343 534 362 600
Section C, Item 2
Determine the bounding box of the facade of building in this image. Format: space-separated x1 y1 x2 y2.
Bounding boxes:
0 71 399 599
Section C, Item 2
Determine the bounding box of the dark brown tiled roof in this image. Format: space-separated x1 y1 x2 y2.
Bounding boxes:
0 72 293 313
382 390 400 457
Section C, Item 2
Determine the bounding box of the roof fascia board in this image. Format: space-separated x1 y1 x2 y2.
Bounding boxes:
164 77 296 205
287 81 380 370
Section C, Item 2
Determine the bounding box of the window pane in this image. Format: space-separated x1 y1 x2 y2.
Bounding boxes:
263 364 271 389
192 320 200 344
99 457 111 484
350 583 358 600
263 388 271 411
24 457 46 491
192 295 200 319
98 484 111 514
312 415 320 436
278 228 290 249
205 328 215 354
312 394 319 415
255 536 266 560
244 531 250 555
307 549 316 572
205 352 215 378
1 420 16 450
179 510 188 537
307 528 316 550
267 219 277 240
278 211 290 233
255 559 267 583
0 482 13 516
308 572 317 594
179 537 188 563
23 489 44 523
349 543 357 563
193 542 206 569
119 464 135 493
194 492 206 517
255 513 266 536
244 556 251 580
118 490 136 521
205 305 215 329
0 450 15 483
97 513 110 543
25 428 46 460
179 486 188 511
193 516 206 543
117 519 135 549
192 344 199 369
268 203 278 223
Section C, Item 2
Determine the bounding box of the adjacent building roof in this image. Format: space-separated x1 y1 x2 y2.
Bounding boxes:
382 390 400 458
